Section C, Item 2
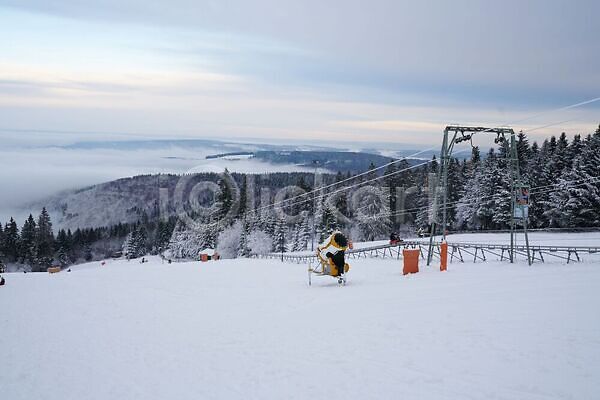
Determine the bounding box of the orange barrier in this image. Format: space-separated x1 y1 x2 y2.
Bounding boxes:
402 249 420 275
47 267 61 274
440 241 448 271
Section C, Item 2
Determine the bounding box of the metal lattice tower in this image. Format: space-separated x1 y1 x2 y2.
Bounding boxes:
426 125 532 266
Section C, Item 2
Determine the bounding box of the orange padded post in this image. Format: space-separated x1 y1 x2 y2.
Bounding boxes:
402 249 420 275
440 241 448 271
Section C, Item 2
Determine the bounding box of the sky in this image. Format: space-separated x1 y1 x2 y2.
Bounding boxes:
1 0 599 147
0 0 599 216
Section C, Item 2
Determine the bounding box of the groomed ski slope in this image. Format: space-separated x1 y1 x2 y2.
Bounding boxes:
291 231 600 256
2 250 600 399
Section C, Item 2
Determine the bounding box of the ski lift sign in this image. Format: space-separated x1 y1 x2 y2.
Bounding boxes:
514 186 530 219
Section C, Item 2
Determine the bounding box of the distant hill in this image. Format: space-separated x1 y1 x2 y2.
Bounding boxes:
29 149 427 230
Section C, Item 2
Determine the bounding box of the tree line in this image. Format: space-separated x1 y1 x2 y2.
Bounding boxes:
170 124 600 257
1 125 598 266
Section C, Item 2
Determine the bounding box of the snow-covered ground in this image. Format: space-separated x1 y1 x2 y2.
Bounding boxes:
2 250 600 399
293 231 600 256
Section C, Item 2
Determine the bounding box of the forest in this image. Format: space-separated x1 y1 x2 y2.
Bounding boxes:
1 126 598 270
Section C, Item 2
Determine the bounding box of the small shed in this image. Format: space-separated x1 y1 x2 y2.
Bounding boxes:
199 248 220 262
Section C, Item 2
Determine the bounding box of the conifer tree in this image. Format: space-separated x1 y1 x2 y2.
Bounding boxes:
4 218 19 263
20 214 38 269
273 217 287 253
0 224 5 260
84 244 93 261
296 215 311 251
57 247 70 268
237 217 251 257
36 207 55 269
547 155 600 227
318 203 338 242
216 169 235 221
516 131 531 172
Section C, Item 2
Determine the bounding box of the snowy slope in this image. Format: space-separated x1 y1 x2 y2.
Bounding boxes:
1 254 599 400
443 231 600 247
291 231 600 256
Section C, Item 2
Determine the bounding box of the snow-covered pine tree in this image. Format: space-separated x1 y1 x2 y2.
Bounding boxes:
296 215 310 251
20 214 38 270
516 130 531 173
216 221 242 259
216 168 234 221
273 217 286 253
3 218 19 262
260 211 276 237
0 224 5 260
475 149 500 230
247 230 273 256
354 186 390 241
155 219 174 253
84 244 93 261
122 225 147 259
167 221 216 259
290 223 300 252
446 158 464 229
318 203 338 242
238 175 248 217
122 231 135 259
490 157 513 229
455 149 484 230
36 207 55 270
134 225 148 257
455 176 481 230
547 154 600 227
237 217 251 257
567 134 583 169
313 199 324 242
57 246 70 268
554 132 570 173
528 139 552 227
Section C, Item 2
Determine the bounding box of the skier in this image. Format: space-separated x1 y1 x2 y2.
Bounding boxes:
0 275 5 286
316 231 350 282
389 232 402 245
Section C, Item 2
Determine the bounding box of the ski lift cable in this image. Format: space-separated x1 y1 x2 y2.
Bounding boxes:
254 157 446 215
499 96 600 127
249 147 438 214
197 156 443 230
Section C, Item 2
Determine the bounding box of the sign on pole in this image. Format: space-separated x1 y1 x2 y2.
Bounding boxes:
514 186 530 219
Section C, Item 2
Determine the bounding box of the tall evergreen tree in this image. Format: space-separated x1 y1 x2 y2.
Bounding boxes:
318 203 338 242
516 131 531 172
216 168 235 221
0 224 5 260
273 217 287 253
20 214 38 269
4 218 19 262
237 217 251 257
295 215 311 251
547 155 600 227
36 207 55 269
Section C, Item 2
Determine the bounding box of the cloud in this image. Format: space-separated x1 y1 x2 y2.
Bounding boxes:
0 2 598 155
